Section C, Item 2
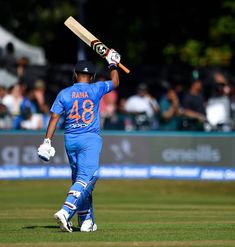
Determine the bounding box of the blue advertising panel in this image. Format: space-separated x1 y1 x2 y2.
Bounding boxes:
0 131 234 181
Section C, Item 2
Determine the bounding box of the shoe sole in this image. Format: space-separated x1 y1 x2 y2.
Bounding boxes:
54 213 73 233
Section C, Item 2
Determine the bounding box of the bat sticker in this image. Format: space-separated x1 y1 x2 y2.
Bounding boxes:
91 40 109 57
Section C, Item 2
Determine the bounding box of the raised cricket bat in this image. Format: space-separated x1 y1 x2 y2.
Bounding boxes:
64 16 130 74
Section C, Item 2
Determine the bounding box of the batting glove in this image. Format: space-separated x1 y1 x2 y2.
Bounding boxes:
38 138 55 162
105 49 121 68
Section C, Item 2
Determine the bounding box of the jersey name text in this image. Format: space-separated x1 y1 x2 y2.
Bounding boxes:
72 91 89 98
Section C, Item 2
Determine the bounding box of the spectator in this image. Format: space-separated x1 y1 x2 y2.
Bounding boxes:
0 86 7 103
0 103 12 129
230 83 235 130
159 83 182 130
33 79 51 128
2 82 26 129
98 71 121 129
33 79 49 111
180 79 206 131
0 86 12 129
5 83 38 130
124 83 159 130
174 82 185 106
20 108 43 130
16 56 30 80
205 71 232 131
0 42 17 74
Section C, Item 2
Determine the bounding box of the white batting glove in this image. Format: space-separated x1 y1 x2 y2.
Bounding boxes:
38 138 55 162
105 49 121 67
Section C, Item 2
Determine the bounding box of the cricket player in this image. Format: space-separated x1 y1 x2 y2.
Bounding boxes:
37 49 121 232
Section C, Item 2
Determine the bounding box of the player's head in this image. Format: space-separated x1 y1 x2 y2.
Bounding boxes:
73 60 96 83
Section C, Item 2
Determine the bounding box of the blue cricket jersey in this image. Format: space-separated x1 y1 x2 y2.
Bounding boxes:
50 80 114 134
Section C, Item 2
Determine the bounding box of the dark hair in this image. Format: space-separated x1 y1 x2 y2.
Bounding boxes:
137 83 148 91
6 42 14 54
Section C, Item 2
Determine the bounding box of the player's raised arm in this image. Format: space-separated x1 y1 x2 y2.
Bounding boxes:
105 49 121 88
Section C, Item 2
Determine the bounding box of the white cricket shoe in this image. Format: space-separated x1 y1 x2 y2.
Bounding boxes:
80 219 97 232
68 220 73 228
54 209 73 233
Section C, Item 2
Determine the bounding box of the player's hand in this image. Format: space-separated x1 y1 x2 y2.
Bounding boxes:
105 49 121 66
38 138 55 162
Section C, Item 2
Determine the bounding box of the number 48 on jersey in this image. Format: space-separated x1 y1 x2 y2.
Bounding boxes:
69 99 94 125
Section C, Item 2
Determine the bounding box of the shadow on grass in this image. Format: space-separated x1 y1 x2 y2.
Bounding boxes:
22 225 80 231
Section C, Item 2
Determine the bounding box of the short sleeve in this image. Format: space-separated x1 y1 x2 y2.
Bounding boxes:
50 91 65 115
95 80 114 98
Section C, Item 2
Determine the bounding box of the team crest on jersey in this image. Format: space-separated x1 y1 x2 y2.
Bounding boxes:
91 40 109 57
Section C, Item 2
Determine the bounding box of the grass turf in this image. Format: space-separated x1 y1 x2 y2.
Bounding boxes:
0 179 235 247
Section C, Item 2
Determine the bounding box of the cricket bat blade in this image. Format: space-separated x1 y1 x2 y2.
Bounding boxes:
64 16 130 74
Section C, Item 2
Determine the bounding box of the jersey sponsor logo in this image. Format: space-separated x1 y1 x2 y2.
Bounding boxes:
69 122 88 128
72 91 89 98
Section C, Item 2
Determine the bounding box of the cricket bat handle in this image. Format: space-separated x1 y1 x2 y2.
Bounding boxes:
118 63 130 74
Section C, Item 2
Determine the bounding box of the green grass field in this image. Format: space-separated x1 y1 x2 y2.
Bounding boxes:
0 179 235 247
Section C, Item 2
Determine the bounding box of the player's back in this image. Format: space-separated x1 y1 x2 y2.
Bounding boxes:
51 80 113 135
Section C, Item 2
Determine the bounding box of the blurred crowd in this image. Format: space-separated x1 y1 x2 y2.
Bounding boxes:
1 42 235 132
101 70 235 132
0 42 53 130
